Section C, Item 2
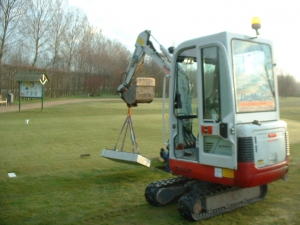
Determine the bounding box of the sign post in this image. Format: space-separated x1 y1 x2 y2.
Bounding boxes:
13 72 49 111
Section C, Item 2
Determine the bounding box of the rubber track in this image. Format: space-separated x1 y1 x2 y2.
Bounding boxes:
145 177 268 220
178 184 268 221
144 176 190 206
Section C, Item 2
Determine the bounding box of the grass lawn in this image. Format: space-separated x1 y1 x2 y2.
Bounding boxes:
0 97 299 225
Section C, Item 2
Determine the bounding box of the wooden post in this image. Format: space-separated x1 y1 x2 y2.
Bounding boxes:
18 81 21 112
41 84 44 111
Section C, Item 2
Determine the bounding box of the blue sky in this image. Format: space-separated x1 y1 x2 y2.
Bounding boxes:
68 0 300 81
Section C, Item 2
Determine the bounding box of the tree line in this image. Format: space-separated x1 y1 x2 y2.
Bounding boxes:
277 74 300 97
0 0 130 98
0 0 167 99
0 0 298 100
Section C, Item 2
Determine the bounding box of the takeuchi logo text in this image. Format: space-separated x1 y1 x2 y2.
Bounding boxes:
240 93 273 101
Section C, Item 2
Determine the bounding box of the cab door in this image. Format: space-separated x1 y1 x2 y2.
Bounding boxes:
198 42 237 170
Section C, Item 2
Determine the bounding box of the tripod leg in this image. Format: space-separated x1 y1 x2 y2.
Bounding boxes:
120 117 130 151
128 115 140 154
113 115 129 151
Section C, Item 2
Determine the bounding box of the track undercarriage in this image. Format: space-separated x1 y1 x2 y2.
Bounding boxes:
145 177 268 221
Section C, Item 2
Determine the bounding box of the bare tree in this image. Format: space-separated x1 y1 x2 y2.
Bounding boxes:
278 73 298 97
75 25 96 73
0 0 151 97
24 0 54 66
4 40 30 65
0 0 27 93
48 0 68 69
62 7 88 71
0 0 26 64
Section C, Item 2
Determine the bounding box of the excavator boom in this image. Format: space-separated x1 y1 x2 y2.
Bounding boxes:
102 30 173 166
117 30 171 107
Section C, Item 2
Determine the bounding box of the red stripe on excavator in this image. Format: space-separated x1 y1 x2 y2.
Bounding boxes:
169 156 289 188
169 159 235 186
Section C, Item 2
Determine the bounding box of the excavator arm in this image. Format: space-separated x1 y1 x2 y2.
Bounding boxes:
102 30 174 167
102 30 193 167
117 30 172 107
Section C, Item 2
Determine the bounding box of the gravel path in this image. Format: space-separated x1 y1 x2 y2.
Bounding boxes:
0 98 119 113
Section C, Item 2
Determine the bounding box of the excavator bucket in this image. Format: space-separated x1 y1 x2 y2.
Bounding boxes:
122 77 155 106
101 149 151 167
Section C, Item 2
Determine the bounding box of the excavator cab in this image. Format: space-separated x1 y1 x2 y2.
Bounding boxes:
168 32 289 188
144 32 289 220
169 37 235 170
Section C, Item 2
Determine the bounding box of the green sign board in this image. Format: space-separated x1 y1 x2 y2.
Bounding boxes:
14 72 49 111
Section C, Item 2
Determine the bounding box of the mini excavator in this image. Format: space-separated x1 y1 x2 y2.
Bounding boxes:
102 18 290 220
